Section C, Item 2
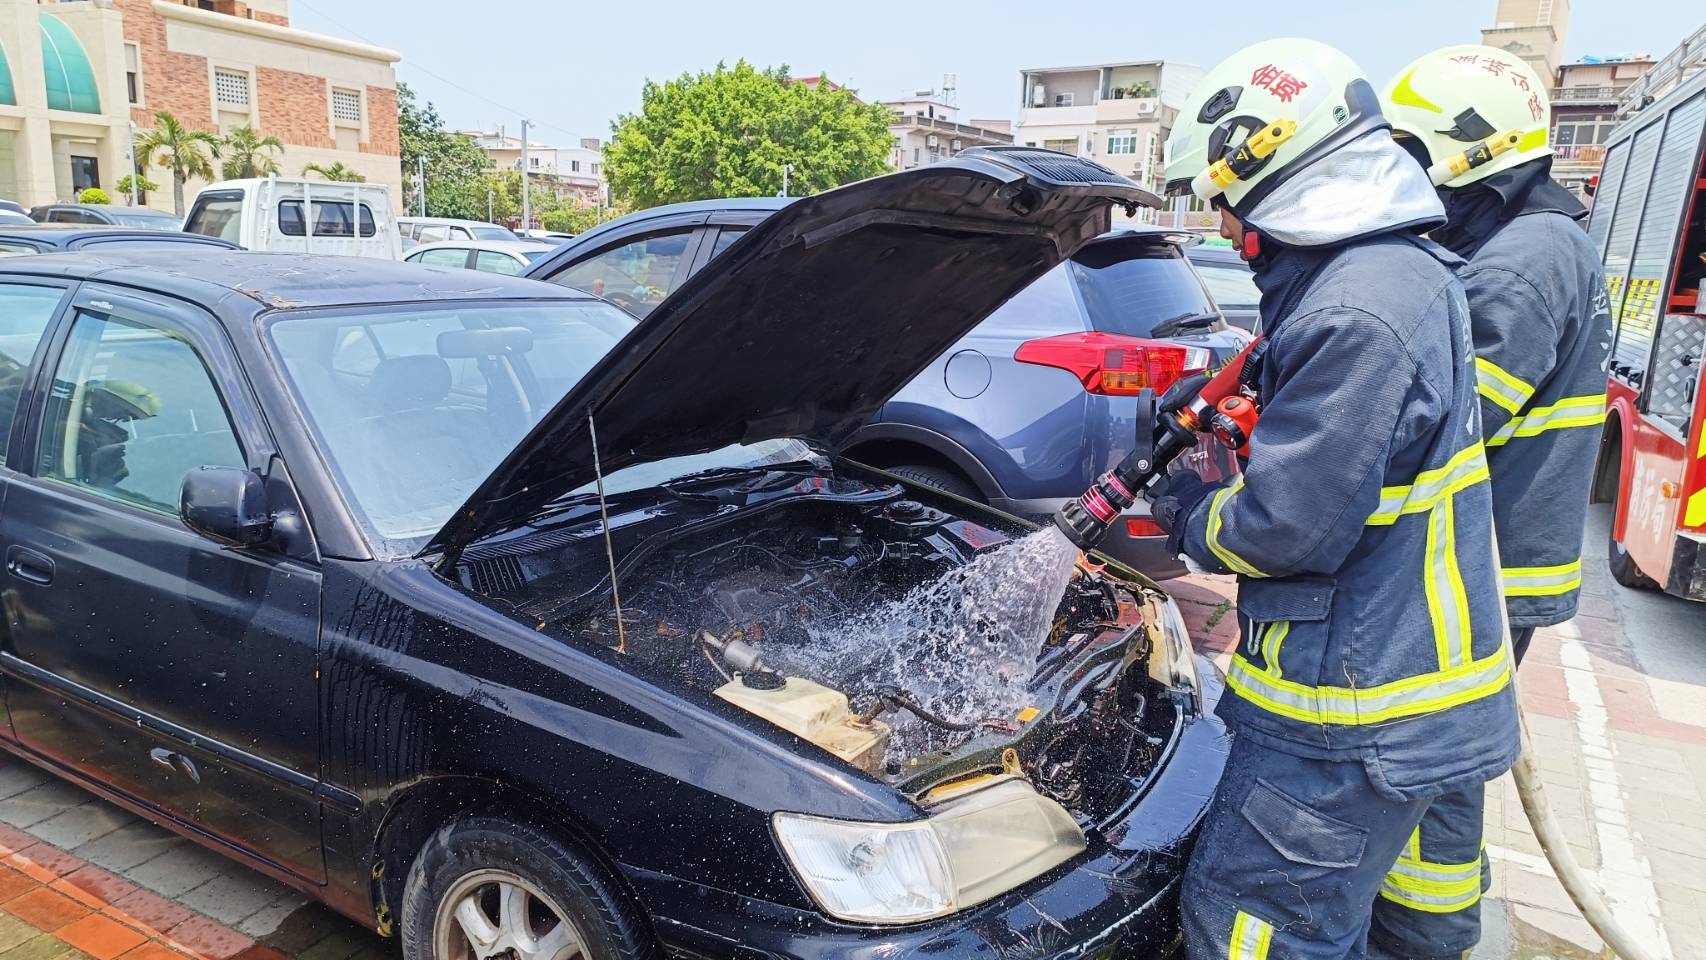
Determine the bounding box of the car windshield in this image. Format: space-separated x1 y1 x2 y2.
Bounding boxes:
1194 261 1260 309
472 226 516 241
268 299 639 556
111 213 181 230
1068 240 1216 338
520 248 549 261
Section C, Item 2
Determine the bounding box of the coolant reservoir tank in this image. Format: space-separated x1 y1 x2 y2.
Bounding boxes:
715 677 890 774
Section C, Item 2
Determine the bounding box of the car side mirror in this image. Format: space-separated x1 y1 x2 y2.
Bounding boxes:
180 466 274 547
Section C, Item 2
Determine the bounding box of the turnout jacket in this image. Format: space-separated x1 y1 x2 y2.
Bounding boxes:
1177 233 1520 798
1436 160 1612 628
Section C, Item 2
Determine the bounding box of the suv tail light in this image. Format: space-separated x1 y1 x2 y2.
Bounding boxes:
1015 332 1200 396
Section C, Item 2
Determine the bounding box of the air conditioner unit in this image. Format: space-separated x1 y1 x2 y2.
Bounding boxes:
1032 84 1047 107
951 139 962 151
1135 101 1156 115
926 134 939 147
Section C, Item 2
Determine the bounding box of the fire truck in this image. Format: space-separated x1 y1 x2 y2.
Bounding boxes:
1587 67 1706 601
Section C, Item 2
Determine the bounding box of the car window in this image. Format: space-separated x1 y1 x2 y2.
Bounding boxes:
110 213 183 230
277 199 377 237
0 242 40 258
709 227 748 259
973 263 1083 338
183 193 243 241
417 225 450 242
549 230 693 318
268 300 638 553
0 285 67 455
1069 241 1216 338
451 227 473 240
78 238 221 252
46 209 84 224
474 250 524 275
37 311 244 515
1194 261 1260 309
413 248 470 269
471 226 515 241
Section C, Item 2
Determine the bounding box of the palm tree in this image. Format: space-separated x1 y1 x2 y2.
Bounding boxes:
133 111 218 216
216 126 284 181
302 161 366 183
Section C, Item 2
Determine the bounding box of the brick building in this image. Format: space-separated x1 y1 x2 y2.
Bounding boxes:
0 0 401 212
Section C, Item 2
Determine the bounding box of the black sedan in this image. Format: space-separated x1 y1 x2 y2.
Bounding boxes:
0 150 1226 960
0 225 240 256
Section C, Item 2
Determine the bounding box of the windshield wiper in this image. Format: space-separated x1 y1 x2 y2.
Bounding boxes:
1150 311 1222 339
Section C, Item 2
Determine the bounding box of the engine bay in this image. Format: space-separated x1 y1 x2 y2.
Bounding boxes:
456 471 1181 823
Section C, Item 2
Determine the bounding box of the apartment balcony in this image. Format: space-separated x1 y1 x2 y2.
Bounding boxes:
1017 103 1098 128
1551 143 1608 176
1553 85 1621 103
1095 97 1161 123
888 112 1013 144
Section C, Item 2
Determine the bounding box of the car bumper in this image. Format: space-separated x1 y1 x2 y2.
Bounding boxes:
628 658 1230 960
994 496 1187 581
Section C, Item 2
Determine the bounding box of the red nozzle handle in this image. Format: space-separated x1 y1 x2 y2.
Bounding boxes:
1197 337 1259 408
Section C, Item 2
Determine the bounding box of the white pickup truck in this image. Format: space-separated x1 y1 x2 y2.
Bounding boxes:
181 177 402 259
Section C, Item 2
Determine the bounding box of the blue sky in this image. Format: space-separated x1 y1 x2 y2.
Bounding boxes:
292 1 1700 145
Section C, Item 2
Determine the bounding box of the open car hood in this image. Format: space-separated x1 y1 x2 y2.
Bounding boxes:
426 147 1158 556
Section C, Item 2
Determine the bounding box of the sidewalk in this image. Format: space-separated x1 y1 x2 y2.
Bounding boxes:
1171 504 1706 960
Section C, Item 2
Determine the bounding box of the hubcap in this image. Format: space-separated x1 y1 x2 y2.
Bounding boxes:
433 869 587 960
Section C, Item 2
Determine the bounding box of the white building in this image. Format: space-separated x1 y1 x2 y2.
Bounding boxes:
885 79 1012 171
463 128 605 205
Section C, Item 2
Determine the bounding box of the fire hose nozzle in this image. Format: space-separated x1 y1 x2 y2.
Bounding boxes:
1053 466 1144 551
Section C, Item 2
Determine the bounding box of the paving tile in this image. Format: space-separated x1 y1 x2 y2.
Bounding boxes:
0 868 40 905
102 891 191 941
1648 847 1706 895
290 930 365 960
53 916 145 960
0 787 94 832
0 932 91 960
164 916 252 960
0 770 50 805
0 915 41 955
10 848 88 886
227 947 288 960
1508 903 1605 956
72 828 182 877
121 848 228 901
51 869 138 912
0 830 39 862
28 809 136 856
177 875 292 929
115 945 192 960
3 889 91 933
231 898 305 941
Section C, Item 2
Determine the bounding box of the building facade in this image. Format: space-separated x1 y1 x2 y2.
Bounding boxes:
885 85 1012 171
1481 0 1572 79
1013 59 1206 229
0 0 400 211
1549 56 1655 195
464 128 606 207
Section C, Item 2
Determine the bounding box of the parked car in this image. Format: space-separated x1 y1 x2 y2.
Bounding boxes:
399 216 517 244
525 200 1249 578
0 149 1226 960
29 203 184 230
1186 244 1260 331
404 239 555 275
0 211 33 226
0 226 241 257
182 178 401 259
0 199 27 216
516 228 578 243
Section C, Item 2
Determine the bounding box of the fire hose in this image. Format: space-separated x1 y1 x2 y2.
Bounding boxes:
1052 338 1659 960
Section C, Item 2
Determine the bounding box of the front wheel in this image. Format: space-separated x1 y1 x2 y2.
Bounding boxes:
401 817 653 960
1607 489 1658 591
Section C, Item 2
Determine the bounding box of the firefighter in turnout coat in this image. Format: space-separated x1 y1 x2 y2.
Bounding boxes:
1150 39 1520 959
1359 45 1614 959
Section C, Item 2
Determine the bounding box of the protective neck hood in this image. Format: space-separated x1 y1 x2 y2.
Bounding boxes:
1432 157 1586 258
1241 129 1446 247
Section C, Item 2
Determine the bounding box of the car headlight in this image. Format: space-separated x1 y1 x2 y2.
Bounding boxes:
774 777 1086 924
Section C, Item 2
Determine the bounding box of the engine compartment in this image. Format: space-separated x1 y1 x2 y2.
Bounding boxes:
456 471 1180 823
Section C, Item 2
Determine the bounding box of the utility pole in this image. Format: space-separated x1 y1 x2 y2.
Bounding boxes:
488 184 494 224
521 119 531 232
780 163 792 198
127 121 140 206
416 155 426 216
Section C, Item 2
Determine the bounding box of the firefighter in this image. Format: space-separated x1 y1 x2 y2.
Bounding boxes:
1364 45 1614 959
1150 38 1520 959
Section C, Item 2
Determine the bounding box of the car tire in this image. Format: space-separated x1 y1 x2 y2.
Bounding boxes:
887 464 983 502
1607 489 1658 591
400 816 654 960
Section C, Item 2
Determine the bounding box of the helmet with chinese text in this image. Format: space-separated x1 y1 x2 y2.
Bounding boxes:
1163 38 1389 217
1383 44 1552 188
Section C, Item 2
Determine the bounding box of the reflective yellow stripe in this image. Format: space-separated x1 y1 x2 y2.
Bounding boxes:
1688 487 1706 528
1382 834 1483 912
1262 621 1290 678
1225 644 1512 726
1407 828 1421 862
1368 444 1490 525
1474 357 1535 415
1229 911 1273 960
1207 480 1268 578
1424 498 1472 668
1503 559 1583 597
1487 394 1607 448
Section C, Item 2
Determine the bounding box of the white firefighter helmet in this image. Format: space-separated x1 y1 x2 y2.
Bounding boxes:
1383 44 1552 188
1163 38 1389 215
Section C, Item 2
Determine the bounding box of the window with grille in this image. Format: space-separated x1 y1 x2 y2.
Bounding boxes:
125 43 141 105
1106 130 1138 155
332 88 361 123
214 69 249 107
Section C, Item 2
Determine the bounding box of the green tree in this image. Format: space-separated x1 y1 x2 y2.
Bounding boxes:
216 126 284 180
134 111 218 216
398 82 493 220
77 187 110 205
114 174 160 201
540 205 603 235
486 169 562 225
302 161 367 182
604 62 893 209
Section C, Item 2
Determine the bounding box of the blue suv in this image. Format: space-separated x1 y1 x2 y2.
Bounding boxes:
524 200 1249 578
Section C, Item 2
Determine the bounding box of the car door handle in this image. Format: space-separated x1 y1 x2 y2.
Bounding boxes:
148 748 201 784
5 546 53 586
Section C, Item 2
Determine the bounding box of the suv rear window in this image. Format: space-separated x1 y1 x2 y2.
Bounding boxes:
184 192 243 241
1069 240 1214 338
